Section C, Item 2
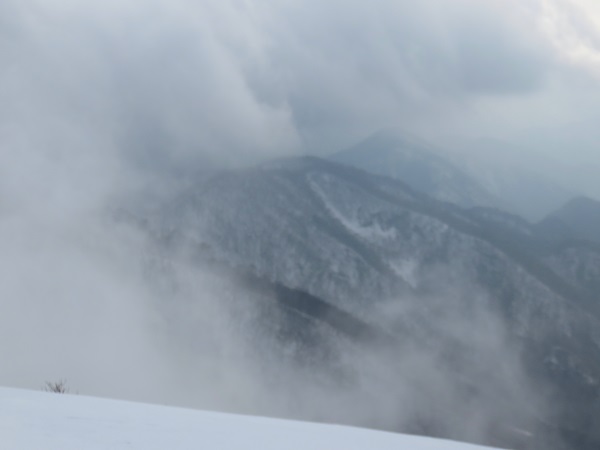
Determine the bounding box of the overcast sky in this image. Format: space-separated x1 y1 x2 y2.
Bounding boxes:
1 0 598 417
1 0 600 206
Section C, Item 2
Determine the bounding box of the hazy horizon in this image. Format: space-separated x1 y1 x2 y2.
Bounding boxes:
2 2 600 449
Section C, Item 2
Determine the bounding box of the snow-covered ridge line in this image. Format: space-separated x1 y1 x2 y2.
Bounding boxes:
1 387 501 450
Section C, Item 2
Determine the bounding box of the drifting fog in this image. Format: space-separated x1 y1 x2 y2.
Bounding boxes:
0 210 546 446
0 0 597 446
3 0 600 163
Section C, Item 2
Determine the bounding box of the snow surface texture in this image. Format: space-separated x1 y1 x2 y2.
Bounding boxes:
1 387 500 450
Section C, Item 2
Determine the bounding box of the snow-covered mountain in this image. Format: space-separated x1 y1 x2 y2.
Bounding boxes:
1 387 501 450
330 132 576 222
329 131 504 211
440 137 577 222
131 156 600 450
537 196 600 243
542 243 600 300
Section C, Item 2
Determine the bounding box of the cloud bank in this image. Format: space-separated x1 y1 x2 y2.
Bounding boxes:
0 2 596 447
2 0 600 174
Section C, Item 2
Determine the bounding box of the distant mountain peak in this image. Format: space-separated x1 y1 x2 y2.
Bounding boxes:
560 196 600 212
537 195 600 243
328 131 504 210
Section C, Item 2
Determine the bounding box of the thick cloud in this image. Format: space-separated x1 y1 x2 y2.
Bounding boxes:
1 0 600 270
2 0 598 173
0 2 599 438
253 0 558 150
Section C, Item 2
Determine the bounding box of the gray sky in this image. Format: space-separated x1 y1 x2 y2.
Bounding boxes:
0 0 595 426
2 0 599 173
1 0 600 230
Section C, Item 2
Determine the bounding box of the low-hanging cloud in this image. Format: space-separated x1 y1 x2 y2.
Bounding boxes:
0 2 596 449
2 0 599 172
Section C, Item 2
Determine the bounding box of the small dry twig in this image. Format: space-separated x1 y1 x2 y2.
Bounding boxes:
43 379 69 394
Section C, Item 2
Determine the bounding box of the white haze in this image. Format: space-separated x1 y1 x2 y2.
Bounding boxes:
0 0 594 447
0 205 547 445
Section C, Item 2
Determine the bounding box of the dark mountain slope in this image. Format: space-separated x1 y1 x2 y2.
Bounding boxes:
135 156 600 450
537 196 600 243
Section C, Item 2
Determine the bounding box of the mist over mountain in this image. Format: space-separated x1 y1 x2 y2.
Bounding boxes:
120 156 600 450
3 2 600 450
537 196 600 244
329 130 505 211
330 130 581 222
439 137 579 222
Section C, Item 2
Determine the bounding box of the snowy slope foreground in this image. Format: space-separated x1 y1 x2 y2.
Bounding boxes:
1 387 500 450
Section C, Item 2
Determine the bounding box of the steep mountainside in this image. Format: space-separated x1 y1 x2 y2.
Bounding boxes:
543 243 600 296
135 157 600 450
440 138 577 222
329 131 503 210
537 197 600 243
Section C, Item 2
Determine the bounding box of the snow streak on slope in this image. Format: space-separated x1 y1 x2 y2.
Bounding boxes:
1 387 501 450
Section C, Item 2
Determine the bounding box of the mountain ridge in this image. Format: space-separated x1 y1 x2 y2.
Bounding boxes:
131 155 600 450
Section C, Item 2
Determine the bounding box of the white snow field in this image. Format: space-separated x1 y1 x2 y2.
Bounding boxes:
1 386 501 450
